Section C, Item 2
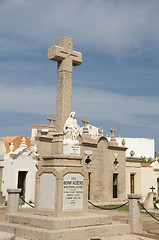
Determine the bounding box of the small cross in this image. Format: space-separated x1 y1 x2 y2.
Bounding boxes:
130 150 135 157
110 125 116 138
150 186 155 192
47 113 56 126
82 116 89 127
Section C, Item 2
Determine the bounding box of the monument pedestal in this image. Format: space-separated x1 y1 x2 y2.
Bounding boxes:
34 155 88 217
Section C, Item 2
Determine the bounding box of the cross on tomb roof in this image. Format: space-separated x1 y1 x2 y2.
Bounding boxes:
150 186 155 192
82 116 89 127
47 113 56 126
110 125 116 141
130 150 135 157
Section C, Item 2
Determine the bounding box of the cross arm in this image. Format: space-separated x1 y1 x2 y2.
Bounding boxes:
72 50 82 66
48 45 66 61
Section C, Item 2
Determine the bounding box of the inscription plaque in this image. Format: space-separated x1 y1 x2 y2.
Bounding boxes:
39 173 56 209
63 145 80 156
63 173 83 210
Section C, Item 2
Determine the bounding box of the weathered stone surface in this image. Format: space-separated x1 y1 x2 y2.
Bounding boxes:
102 234 154 240
0 220 130 240
6 212 112 230
0 231 14 240
7 189 21 214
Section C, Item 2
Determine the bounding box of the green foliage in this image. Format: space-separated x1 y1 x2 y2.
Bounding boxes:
102 203 144 211
141 156 147 163
147 157 153 163
141 156 153 163
102 204 129 211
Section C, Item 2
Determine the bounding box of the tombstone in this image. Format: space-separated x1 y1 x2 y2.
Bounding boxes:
144 186 157 210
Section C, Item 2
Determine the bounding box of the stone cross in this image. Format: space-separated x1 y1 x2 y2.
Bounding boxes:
150 186 155 192
110 125 116 141
130 150 135 157
82 116 89 127
47 113 56 134
47 113 56 126
48 37 82 133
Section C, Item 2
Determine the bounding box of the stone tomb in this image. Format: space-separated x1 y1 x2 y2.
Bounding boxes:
34 154 88 216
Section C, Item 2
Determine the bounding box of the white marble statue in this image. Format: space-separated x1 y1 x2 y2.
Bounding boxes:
63 112 80 145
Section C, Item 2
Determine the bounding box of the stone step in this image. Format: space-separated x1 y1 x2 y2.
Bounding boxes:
0 221 130 240
15 238 27 240
7 213 112 230
0 223 16 234
0 231 15 240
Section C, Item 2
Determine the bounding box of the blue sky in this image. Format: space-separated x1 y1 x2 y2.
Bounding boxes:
0 0 159 153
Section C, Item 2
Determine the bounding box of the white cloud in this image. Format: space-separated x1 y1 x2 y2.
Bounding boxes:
0 84 56 114
72 87 159 128
0 0 159 55
0 84 159 129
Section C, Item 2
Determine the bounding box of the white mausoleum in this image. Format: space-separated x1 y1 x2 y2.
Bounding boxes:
0 136 38 203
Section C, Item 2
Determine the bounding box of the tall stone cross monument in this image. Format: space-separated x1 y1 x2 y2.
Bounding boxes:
48 37 82 133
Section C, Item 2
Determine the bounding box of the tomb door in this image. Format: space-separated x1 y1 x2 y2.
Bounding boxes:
88 172 91 200
113 173 118 198
17 171 28 200
130 173 135 194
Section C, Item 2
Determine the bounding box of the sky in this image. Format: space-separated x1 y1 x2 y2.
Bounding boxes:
0 0 159 153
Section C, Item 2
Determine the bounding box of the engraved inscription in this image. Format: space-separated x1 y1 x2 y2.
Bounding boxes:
63 173 83 210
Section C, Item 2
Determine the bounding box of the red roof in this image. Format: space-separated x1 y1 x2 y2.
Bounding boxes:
141 163 152 167
2 136 30 154
32 124 49 127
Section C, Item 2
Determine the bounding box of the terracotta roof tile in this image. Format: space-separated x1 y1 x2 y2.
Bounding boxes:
32 124 50 127
2 136 30 154
141 163 152 167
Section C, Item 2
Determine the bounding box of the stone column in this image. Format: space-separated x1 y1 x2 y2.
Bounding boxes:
7 189 21 213
128 194 143 233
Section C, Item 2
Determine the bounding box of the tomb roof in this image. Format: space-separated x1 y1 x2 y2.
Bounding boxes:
141 163 152 167
2 136 30 153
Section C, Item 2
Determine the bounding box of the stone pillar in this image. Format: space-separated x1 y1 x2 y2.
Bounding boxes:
7 189 21 213
128 194 143 233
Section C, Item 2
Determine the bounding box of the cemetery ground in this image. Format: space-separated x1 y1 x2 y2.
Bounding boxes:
0 206 159 239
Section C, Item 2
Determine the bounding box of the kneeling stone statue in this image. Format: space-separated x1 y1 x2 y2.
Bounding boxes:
63 112 80 145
